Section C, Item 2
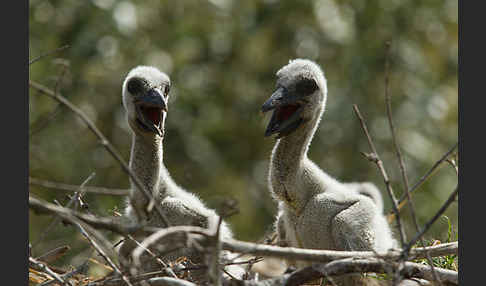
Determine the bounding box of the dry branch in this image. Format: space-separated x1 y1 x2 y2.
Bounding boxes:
405 186 459 251
29 44 70 65
222 239 457 264
352 104 407 247
30 256 72 286
30 194 458 285
29 194 458 262
394 143 458 215
266 258 456 286
30 176 129 196
29 195 141 234
382 41 441 284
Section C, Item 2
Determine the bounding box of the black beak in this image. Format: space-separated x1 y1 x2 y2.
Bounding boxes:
135 89 168 112
261 87 286 113
262 87 305 138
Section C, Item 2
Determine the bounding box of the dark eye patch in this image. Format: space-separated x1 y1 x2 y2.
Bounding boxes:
296 78 318 95
127 78 144 94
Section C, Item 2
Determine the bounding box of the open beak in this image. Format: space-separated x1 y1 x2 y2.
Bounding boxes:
135 89 167 112
261 87 286 112
262 87 305 138
134 89 167 136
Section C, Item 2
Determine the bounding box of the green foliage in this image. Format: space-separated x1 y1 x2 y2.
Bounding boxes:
29 0 457 267
413 216 458 271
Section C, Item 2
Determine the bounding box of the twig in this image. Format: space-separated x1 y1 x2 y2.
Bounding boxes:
29 256 72 286
39 259 89 286
29 195 141 235
394 143 458 214
132 226 211 267
75 218 134 286
125 234 178 278
207 216 223 285
32 192 133 286
29 194 458 278
32 173 96 248
384 41 421 241
29 176 129 196
382 41 441 284
222 239 457 264
30 59 70 136
405 186 459 251
285 258 457 286
29 44 70 65
29 80 170 227
352 104 407 247
35 245 71 264
233 258 457 286
142 277 197 286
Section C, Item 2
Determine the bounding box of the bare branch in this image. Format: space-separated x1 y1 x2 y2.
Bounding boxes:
392 142 458 217
30 59 70 136
35 245 71 264
406 186 459 251
30 176 129 196
352 104 407 247
125 234 178 279
142 277 198 286
29 80 170 227
234 258 457 286
29 44 70 65
29 256 72 286
32 173 96 248
382 41 441 284
29 195 141 235
29 195 458 263
207 216 223 285
132 226 210 267
76 221 133 286
222 239 457 264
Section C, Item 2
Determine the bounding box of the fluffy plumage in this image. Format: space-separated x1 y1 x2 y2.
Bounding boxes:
118 66 244 280
262 59 397 272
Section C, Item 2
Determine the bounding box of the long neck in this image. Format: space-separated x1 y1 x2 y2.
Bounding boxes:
129 132 168 216
270 108 323 209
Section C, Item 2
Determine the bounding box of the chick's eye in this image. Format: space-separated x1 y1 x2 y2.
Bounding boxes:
296 78 318 95
127 78 143 94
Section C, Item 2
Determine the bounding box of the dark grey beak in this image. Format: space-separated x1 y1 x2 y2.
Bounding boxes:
261 87 286 113
135 89 168 112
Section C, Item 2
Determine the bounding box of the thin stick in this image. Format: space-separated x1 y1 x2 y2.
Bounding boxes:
32 173 96 248
35 245 71 264
29 44 70 65
75 219 133 286
282 258 457 286
352 104 407 247
222 239 457 264
405 186 459 251
29 177 129 196
125 234 178 278
207 216 223 286
383 41 441 284
396 143 458 207
38 259 89 286
29 195 141 235
29 256 72 286
30 195 458 262
30 59 70 136
29 80 170 227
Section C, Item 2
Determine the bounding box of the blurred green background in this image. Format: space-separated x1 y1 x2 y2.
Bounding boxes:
29 0 458 270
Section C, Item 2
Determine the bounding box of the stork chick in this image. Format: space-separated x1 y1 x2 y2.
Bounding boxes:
261 59 396 270
118 66 244 280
